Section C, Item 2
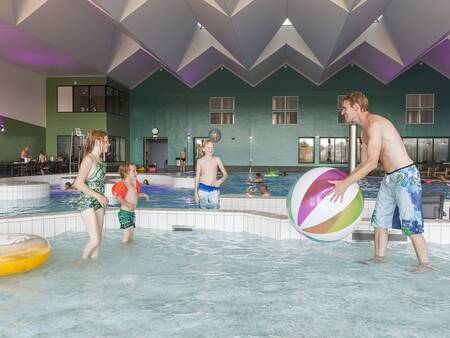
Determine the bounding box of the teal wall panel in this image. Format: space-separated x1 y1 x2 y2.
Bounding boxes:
130 64 450 167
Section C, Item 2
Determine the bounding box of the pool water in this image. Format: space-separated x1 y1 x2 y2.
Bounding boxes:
1 173 449 217
1 230 450 337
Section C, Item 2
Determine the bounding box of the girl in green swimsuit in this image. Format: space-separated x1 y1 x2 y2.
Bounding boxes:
73 130 110 260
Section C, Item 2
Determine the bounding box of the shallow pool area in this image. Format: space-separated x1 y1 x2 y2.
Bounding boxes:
1 230 450 337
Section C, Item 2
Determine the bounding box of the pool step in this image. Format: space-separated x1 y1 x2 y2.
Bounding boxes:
352 230 408 242
172 225 193 231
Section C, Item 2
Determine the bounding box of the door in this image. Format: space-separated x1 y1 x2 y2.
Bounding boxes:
144 138 168 171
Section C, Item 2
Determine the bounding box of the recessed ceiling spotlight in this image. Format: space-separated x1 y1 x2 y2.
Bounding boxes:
282 18 292 26
220 66 224 70
419 61 424 66
284 64 287 69
375 14 383 23
197 22 204 30
0 124 5 132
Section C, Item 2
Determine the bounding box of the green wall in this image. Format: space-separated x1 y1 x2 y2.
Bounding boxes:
0 115 45 162
46 77 129 160
129 64 450 167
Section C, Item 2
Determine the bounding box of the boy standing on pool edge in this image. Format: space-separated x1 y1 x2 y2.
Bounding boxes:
328 92 430 270
194 139 228 209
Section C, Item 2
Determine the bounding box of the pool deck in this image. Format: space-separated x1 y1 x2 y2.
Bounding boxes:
0 174 449 244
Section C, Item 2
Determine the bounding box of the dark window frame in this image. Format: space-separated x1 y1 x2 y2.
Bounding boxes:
298 137 315 164
56 85 128 116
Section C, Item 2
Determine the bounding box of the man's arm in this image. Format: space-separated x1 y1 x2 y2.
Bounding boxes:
329 122 382 201
215 158 228 186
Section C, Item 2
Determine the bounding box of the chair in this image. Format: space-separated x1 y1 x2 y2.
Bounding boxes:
433 167 449 180
419 167 434 178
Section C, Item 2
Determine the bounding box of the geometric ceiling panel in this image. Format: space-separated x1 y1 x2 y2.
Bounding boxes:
0 0 449 88
229 0 286 67
421 36 450 79
12 0 48 25
178 27 244 71
328 0 392 63
288 0 349 66
383 0 450 65
121 0 197 70
17 0 116 72
0 24 100 75
0 0 16 25
108 49 161 89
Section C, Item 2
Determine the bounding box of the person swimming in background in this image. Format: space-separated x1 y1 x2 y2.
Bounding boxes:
142 179 150 186
258 184 272 197
246 185 256 197
73 129 109 260
64 181 76 191
194 139 228 209
254 172 263 183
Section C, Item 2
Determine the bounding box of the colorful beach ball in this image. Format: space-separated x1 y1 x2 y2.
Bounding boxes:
208 128 222 143
287 167 363 242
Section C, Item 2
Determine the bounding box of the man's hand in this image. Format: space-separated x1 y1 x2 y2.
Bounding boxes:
328 180 349 202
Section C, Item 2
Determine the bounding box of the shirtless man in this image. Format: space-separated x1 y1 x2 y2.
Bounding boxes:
194 140 228 209
329 92 429 268
179 148 187 174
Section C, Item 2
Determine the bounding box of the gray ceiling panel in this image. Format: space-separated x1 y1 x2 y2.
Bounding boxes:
0 0 449 88
121 0 197 69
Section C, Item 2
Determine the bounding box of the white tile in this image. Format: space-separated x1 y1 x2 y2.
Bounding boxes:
215 214 225 232
234 214 244 232
32 218 44 236
75 216 85 232
43 218 55 237
148 213 158 228
176 213 186 226
0 223 9 234
167 213 177 230
157 212 168 230
280 223 291 240
65 217 76 232
194 213 205 229
428 225 442 244
204 214 215 230
21 219 32 234
441 225 450 244
186 214 196 227
267 221 277 239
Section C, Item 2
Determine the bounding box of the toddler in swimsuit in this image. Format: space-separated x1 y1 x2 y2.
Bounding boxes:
112 163 149 243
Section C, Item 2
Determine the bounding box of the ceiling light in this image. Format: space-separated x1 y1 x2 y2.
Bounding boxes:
375 14 383 23
197 22 204 30
0 124 4 132
282 18 292 26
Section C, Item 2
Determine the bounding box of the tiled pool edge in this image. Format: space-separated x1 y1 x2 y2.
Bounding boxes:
1 207 449 244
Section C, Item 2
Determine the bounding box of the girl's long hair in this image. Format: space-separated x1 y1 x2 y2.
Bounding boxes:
85 129 108 154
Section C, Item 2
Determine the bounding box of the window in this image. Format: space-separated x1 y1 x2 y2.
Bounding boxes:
73 86 89 112
57 135 83 162
403 138 418 163
405 94 434 124
320 138 349 163
433 138 448 163
57 85 126 115
298 138 314 163
402 137 448 164
209 97 235 125
57 86 73 112
89 86 105 112
272 96 298 124
106 136 126 162
337 95 347 124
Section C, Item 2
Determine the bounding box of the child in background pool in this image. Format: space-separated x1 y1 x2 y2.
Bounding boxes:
112 163 149 243
194 139 228 209
73 130 109 260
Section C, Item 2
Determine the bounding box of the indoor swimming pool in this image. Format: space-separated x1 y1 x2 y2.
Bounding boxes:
1 230 449 337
